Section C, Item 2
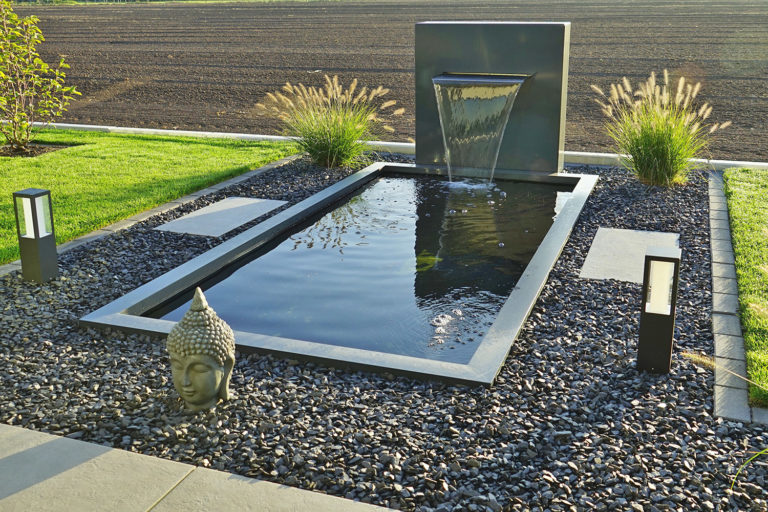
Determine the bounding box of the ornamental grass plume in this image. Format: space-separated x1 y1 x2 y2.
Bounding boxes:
591 70 730 187
255 74 405 168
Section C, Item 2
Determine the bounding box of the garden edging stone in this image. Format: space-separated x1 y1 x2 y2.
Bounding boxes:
709 170 768 424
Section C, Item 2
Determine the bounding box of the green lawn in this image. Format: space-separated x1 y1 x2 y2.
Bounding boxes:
723 168 768 406
0 129 295 265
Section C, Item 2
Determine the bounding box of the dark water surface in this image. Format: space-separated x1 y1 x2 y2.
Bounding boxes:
154 174 572 363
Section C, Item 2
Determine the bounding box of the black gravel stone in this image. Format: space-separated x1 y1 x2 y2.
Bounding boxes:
1 156 766 511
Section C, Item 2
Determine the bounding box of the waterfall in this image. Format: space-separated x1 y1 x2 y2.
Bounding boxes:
432 74 528 182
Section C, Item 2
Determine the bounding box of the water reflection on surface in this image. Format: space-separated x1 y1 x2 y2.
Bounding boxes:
157 174 572 363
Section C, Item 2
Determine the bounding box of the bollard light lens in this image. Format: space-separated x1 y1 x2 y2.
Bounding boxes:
645 259 675 315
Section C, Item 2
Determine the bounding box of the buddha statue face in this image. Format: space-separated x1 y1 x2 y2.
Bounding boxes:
166 287 236 411
170 353 234 411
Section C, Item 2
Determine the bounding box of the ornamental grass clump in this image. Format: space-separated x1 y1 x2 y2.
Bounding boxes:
592 70 730 187
255 74 404 168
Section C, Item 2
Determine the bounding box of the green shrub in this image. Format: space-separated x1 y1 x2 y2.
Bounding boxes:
256 74 403 168
592 70 729 186
0 0 79 153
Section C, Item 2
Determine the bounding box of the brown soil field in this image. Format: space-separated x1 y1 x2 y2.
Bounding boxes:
17 0 768 162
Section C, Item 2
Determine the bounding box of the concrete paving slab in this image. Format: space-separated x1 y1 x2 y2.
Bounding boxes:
709 201 727 211
579 227 679 283
714 385 751 422
713 277 739 296
154 465 385 512
712 262 737 279
714 333 746 361
711 228 731 241
752 407 768 425
715 357 748 389
712 313 743 337
713 292 739 314
710 216 730 232
0 424 191 512
712 237 734 255
710 209 729 222
712 247 736 265
102 218 141 232
155 197 287 237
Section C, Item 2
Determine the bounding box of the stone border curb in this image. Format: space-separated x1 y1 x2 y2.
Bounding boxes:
709 171 768 424
0 154 301 278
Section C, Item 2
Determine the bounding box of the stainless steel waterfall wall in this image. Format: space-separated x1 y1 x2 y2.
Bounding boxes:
415 21 571 174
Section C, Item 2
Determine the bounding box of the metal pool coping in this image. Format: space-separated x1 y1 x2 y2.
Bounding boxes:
80 163 597 386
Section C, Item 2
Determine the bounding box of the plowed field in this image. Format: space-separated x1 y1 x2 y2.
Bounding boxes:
18 0 768 161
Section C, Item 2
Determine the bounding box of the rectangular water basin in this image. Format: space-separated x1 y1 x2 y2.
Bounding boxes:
81 163 597 385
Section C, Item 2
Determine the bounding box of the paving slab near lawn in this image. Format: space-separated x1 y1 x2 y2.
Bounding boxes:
0 129 296 265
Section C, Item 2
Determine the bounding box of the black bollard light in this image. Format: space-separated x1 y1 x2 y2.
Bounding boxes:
13 188 58 283
637 246 681 373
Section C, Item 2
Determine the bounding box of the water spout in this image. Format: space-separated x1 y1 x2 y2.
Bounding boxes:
432 74 529 182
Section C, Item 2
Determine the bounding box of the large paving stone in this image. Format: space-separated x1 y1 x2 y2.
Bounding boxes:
0 424 190 512
579 227 679 283
155 197 287 237
153 466 384 512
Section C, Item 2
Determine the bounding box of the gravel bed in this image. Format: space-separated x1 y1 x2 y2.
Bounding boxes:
2 156 767 511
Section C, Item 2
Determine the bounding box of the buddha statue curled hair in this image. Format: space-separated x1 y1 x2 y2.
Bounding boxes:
166 287 235 411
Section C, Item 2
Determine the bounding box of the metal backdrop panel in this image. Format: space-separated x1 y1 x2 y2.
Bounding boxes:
415 21 571 173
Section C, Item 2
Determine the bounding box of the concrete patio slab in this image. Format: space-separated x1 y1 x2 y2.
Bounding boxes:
0 424 385 512
0 424 191 512
154 464 384 512
155 197 287 237
579 227 679 283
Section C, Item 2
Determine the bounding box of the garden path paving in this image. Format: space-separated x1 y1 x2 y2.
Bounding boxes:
155 197 287 237
578 227 679 283
0 424 383 512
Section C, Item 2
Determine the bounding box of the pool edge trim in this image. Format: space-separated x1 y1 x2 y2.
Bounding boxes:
80 163 597 386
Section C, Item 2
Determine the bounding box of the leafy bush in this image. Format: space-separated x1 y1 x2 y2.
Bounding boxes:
255 74 404 168
592 70 729 186
0 0 79 152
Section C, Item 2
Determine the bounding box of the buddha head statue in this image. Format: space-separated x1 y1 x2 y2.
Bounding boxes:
166 287 235 411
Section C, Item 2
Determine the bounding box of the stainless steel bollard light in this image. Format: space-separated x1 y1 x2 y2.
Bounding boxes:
13 188 58 282
637 246 682 373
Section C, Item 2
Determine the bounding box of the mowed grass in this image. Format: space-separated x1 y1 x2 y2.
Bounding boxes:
0 129 296 265
723 167 768 405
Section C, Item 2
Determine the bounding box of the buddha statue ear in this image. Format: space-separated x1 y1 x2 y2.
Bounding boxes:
219 354 235 401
